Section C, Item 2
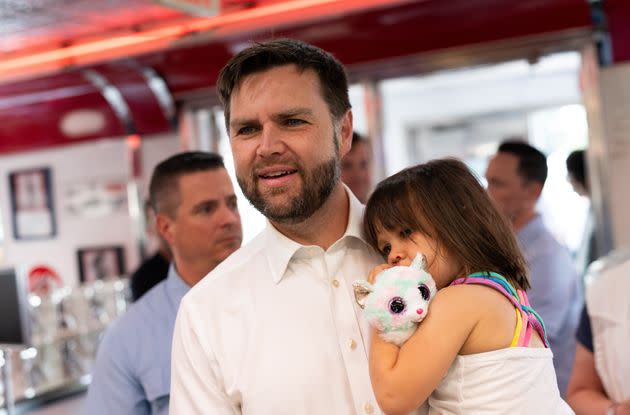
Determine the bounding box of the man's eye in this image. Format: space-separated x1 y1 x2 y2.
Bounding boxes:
237 126 256 135
286 119 305 126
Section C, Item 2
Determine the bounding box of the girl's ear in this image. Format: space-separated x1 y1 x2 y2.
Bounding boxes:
352 280 372 309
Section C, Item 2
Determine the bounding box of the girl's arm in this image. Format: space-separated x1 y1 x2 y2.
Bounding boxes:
566 343 616 415
369 285 477 415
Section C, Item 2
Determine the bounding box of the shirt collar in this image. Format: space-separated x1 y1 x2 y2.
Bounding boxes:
265 185 368 284
165 263 191 308
517 213 544 245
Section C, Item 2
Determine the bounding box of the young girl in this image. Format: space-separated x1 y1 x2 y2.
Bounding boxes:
363 158 574 415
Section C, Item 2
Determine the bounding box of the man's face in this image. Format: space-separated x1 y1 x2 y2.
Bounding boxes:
160 168 242 272
228 64 352 224
341 141 372 203
485 152 533 222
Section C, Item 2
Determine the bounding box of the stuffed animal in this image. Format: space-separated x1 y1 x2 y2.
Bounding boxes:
353 254 437 346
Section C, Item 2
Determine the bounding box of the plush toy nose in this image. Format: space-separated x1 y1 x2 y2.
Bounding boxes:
416 308 424 315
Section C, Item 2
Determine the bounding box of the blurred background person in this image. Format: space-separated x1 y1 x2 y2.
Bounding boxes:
566 149 601 276
485 139 581 397
341 131 372 203
85 151 242 414
130 200 172 302
566 256 630 415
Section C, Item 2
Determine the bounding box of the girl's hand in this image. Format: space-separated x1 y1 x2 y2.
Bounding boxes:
367 264 392 284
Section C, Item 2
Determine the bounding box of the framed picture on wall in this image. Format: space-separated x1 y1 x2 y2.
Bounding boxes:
77 246 126 284
8 167 56 240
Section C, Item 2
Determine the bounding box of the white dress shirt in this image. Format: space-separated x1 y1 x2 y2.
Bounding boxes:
170 190 391 414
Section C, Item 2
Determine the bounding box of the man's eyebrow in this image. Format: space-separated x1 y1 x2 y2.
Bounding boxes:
273 108 314 119
229 108 314 130
229 117 259 130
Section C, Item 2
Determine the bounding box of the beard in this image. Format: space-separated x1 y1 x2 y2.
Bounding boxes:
237 140 341 225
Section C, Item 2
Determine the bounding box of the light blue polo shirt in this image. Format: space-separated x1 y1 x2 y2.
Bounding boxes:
84 265 189 414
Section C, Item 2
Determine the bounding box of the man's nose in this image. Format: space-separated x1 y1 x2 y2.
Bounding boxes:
218 204 241 227
256 124 284 158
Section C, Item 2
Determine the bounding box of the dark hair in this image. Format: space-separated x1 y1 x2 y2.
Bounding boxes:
149 151 224 217
363 158 530 290
566 149 587 190
497 140 548 186
352 131 368 147
217 38 351 128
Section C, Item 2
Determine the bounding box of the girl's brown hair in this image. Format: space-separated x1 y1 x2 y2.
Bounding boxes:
363 158 530 290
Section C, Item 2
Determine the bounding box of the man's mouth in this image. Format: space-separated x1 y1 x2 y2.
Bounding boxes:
258 169 298 179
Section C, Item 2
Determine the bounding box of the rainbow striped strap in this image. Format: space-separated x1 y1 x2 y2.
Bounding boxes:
450 272 549 348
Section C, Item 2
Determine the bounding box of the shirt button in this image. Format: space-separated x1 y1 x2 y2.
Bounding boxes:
349 339 357 350
364 402 374 414
332 279 340 288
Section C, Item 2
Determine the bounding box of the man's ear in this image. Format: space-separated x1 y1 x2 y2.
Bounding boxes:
338 110 353 159
155 212 175 247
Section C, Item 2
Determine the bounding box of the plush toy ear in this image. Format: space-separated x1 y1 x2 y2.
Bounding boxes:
352 280 373 309
411 253 428 271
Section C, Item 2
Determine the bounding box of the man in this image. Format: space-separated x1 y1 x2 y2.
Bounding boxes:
130 200 171 301
171 39 406 414
485 140 581 396
341 131 373 203
566 149 602 274
84 152 242 414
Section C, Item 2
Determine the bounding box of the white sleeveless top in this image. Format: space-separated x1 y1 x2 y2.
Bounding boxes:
585 254 630 403
428 347 574 414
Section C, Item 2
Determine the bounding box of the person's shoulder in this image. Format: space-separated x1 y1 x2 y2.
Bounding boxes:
104 279 170 347
430 284 488 315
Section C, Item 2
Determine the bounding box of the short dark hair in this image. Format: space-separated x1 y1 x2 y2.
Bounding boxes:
364 158 530 290
149 151 224 217
217 38 351 128
351 131 369 148
498 140 548 186
566 149 586 189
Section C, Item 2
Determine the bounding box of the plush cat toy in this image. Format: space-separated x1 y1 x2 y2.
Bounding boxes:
353 254 437 346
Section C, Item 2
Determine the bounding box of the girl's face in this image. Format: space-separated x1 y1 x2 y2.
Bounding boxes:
376 228 463 289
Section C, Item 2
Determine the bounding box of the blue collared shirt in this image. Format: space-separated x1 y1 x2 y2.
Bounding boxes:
84 265 189 415
517 214 581 396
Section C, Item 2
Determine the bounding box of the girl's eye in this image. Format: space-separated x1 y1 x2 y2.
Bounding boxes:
400 228 412 238
388 297 406 314
381 243 391 256
418 284 431 301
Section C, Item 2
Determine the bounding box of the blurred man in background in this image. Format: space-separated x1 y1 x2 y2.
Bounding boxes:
130 200 171 302
486 140 581 397
85 151 242 414
341 131 373 203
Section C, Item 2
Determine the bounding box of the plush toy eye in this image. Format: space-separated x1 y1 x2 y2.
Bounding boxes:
389 297 406 314
418 284 431 301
